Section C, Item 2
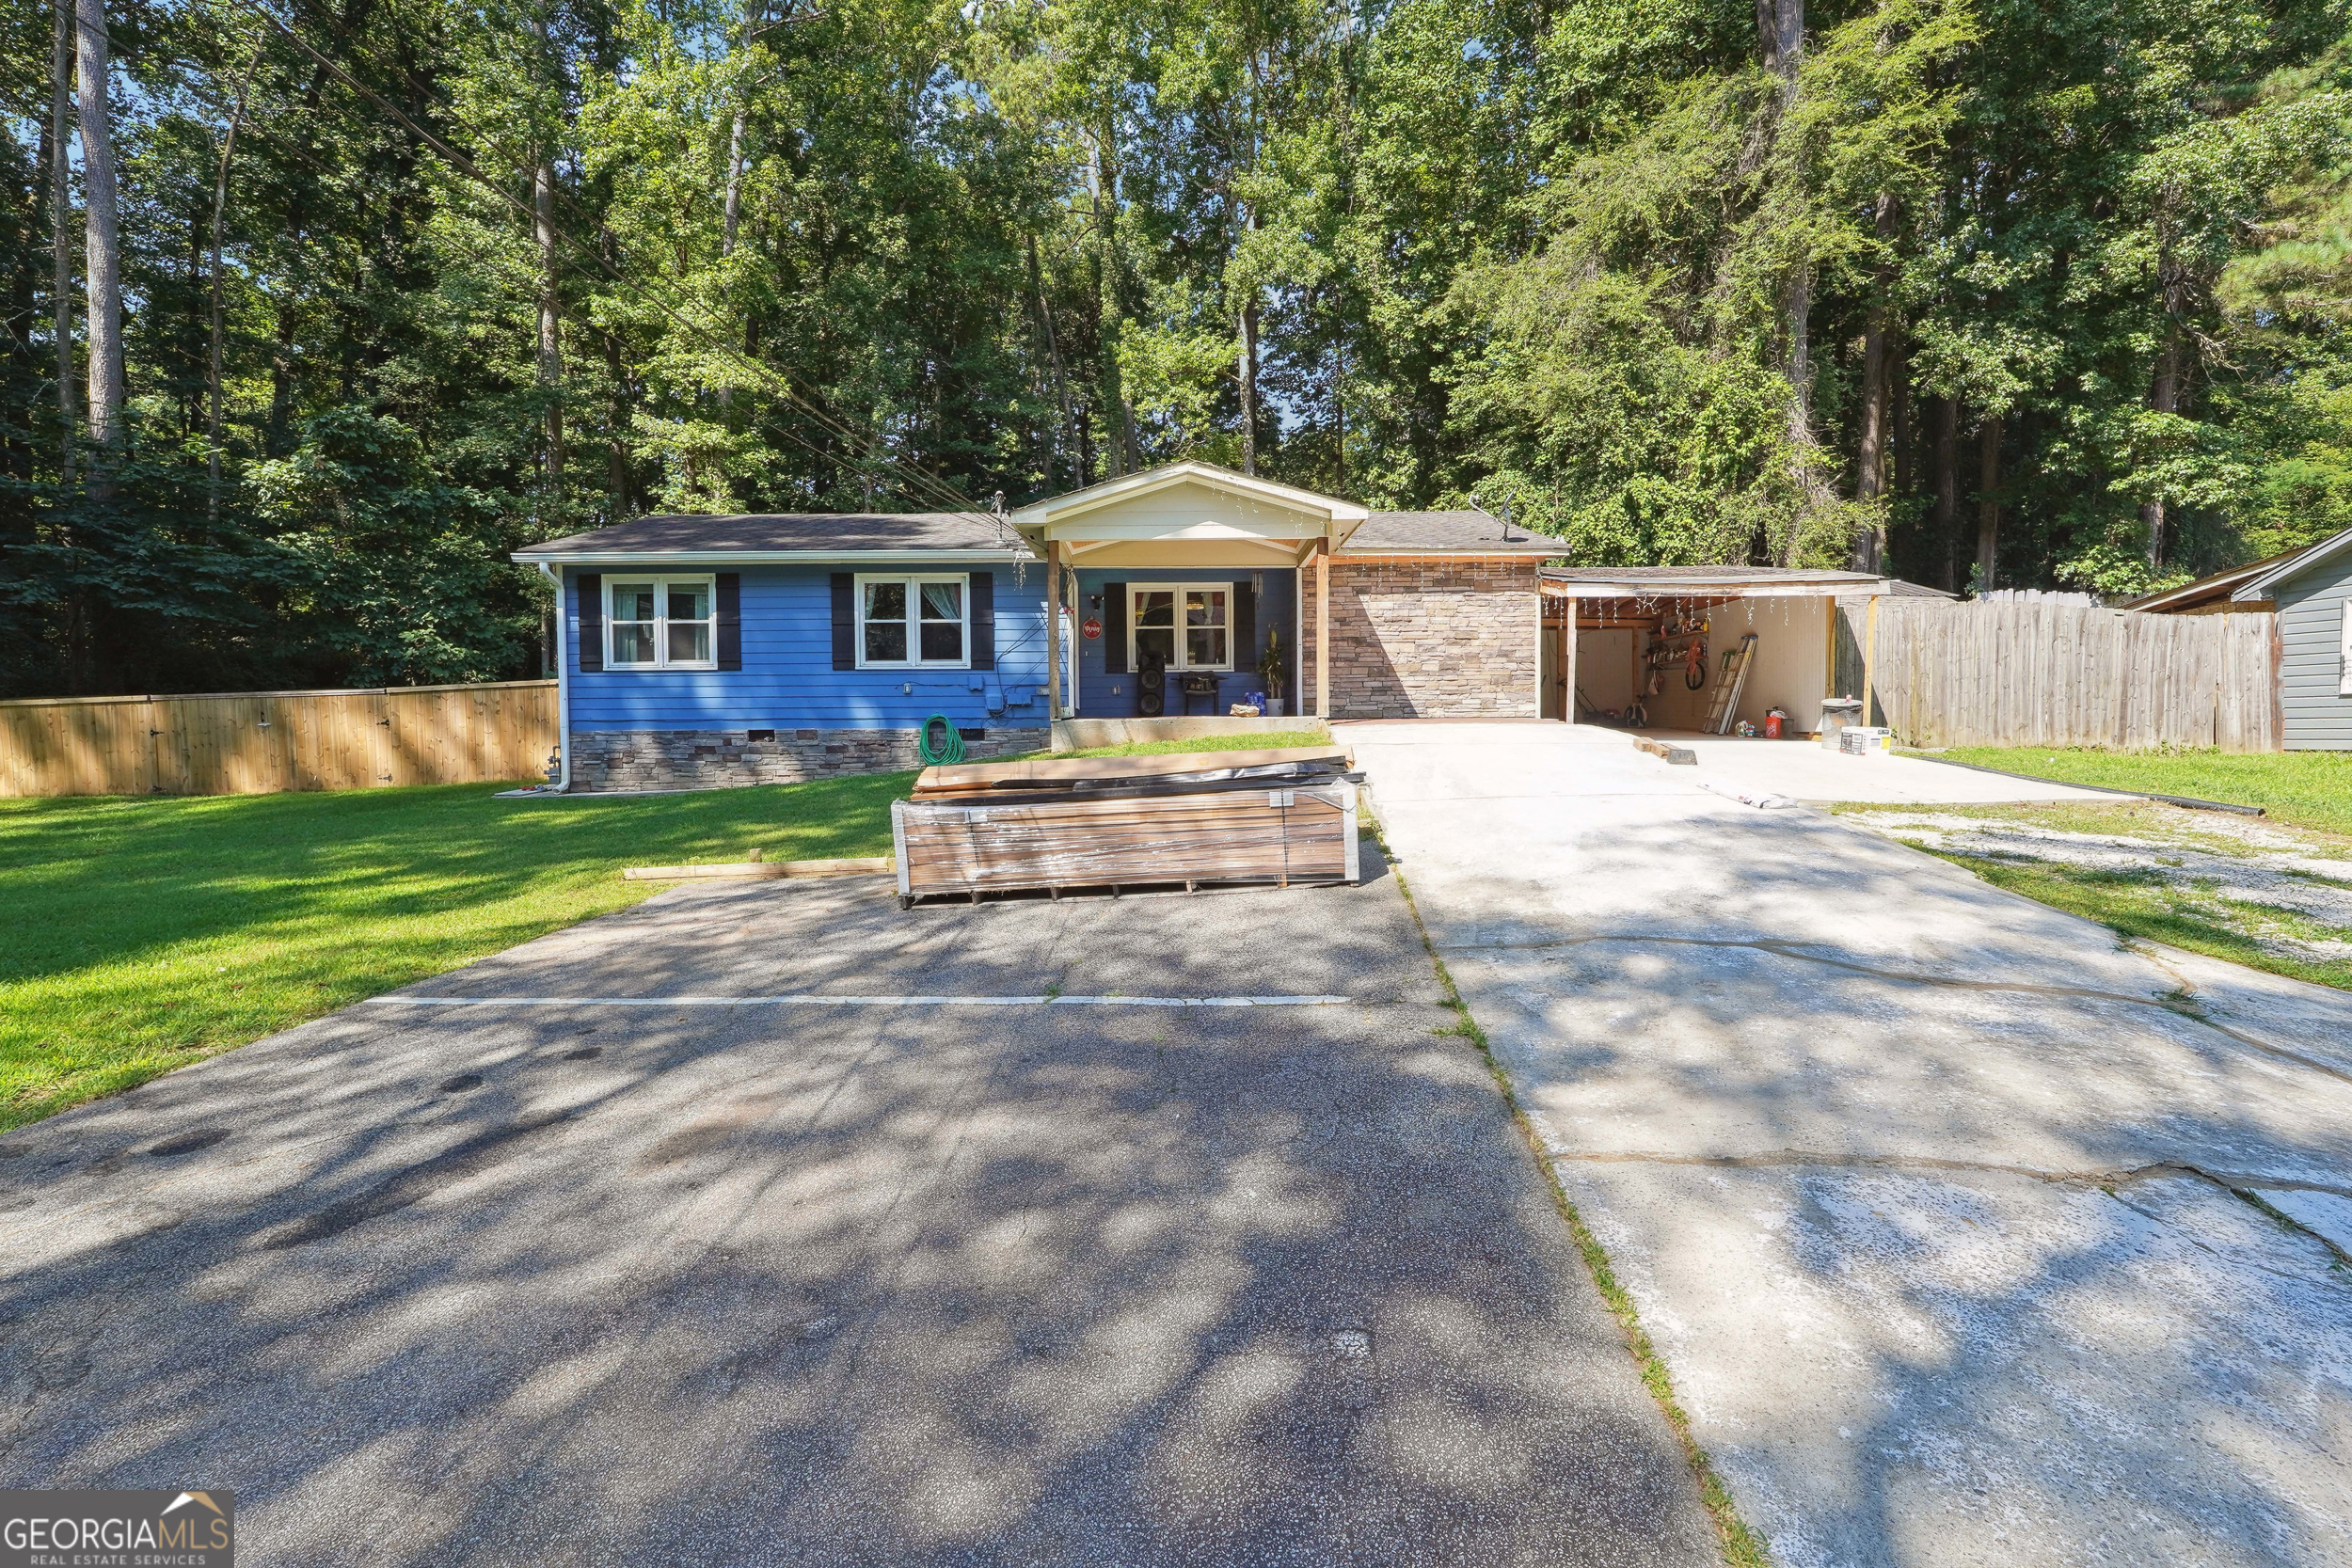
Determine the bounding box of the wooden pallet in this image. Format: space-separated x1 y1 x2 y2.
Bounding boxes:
893 781 1359 903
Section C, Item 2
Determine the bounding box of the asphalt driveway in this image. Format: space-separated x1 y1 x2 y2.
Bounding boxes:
0 846 1718 1566
1345 721 2352 1568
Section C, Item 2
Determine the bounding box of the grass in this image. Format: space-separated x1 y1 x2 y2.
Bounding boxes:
1920 849 2352 992
1055 727 1331 758
1931 747 2352 837
0 727 1344 1134
1836 797 2352 992
0 775 907 1132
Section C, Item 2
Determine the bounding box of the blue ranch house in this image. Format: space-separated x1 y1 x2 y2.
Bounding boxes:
514 462 1565 792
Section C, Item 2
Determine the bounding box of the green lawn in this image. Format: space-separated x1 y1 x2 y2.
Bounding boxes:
0 776 906 1132
1931 747 2352 837
1919 839 2352 994
1059 727 1331 758
0 727 1343 1133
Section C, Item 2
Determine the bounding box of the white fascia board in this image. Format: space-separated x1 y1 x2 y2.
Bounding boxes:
511 548 1037 566
1010 461 1368 533
2237 527 2352 600
1548 579 1858 598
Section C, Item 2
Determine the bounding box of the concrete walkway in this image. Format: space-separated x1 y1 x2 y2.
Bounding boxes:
1343 721 2352 1568
1629 726 2121 805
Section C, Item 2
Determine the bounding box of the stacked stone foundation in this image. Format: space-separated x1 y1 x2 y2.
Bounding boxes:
566 726 1049 793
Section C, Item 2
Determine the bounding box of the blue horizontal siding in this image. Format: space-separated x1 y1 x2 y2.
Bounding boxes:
1073 568 1298 718
565 564 1051 730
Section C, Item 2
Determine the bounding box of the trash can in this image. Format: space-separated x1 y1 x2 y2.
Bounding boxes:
1820 697 1865 751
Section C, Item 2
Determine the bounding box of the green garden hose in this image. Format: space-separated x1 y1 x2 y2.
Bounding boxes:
918 714 966 766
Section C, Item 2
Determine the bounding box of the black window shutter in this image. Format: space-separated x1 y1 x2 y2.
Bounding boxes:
1104 582 1127 673
715 573 742 670
577 573 603 672
831 573 855 670
1232 579 1255 674
969 572 994 670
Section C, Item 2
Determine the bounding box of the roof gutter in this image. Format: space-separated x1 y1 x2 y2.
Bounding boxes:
510 547 1038 566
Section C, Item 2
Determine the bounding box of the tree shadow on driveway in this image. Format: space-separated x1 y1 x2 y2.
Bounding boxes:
0 858 1722 1567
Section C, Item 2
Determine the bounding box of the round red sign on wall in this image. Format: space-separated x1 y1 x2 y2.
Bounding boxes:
1081 617 1103 640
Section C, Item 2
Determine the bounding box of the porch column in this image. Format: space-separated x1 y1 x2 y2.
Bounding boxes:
1046 538 1064 722
1314 542 1330 721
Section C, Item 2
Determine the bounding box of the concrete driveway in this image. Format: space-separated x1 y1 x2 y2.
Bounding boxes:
0 848 1719 1566
1344 721 2352 1568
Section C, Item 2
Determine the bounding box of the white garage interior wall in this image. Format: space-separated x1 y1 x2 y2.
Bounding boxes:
1575 628 1640 716
1646 596 1831 732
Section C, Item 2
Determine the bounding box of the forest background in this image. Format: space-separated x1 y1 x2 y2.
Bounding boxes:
7 0 2352 695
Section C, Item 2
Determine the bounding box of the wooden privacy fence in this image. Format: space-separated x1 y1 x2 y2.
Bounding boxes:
1851 598 2281 752
0 680 558 797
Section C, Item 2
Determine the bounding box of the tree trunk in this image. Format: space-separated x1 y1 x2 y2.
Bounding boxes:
50 0 76 483
1933 396 1960 592
75 0 124 456
1975 414 2002 594
531 17 564 498
207 41 262 523
1027 231 1075 487
1239 294 1259 476
716 106 744 412
1089 133 1135 477
1765 0 1822 540
534 156 564 492
1851 195 1897 570
2144 319 2181 570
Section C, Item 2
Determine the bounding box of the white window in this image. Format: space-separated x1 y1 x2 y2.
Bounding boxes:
608 576 715 669
1132 584 1232 671
858 573 968 668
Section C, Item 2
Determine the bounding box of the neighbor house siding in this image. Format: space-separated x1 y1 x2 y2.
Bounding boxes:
1305 558 1540 719
2275 562 2352 751
564 563 1051 731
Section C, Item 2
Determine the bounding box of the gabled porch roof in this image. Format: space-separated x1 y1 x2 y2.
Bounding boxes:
1009 462 1370 569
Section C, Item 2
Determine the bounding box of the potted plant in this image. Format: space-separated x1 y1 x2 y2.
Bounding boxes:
1258 629 1287 718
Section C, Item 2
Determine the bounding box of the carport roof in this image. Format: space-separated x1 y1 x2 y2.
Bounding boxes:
1543 565 1899 597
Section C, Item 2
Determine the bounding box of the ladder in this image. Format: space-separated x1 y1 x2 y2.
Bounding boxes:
1703 633 1758 735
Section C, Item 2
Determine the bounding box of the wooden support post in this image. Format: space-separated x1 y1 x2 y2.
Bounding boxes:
1046 538 1064 722
1863 594 1881 730
1314 543 1330 721
1823 595 1838 699
1562 595 1577 721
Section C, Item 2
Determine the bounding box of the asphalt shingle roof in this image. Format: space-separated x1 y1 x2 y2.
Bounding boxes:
1343 511 1566 555
516 511 1019 558
518 506 1568 560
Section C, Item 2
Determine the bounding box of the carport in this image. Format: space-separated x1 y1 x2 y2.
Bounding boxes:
1539 566 1921 735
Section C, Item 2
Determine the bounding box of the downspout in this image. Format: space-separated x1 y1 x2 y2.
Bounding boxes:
538 562 572 791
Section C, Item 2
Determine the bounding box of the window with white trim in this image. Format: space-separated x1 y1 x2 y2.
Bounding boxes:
608 576 716 669
1132 584 1231 671
857 573 969 668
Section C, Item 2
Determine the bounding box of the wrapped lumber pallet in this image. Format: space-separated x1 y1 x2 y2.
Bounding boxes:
892 750 1360 905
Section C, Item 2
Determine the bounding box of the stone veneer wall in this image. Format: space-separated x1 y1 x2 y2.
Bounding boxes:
1302 558 1540 719
566 726 1049 793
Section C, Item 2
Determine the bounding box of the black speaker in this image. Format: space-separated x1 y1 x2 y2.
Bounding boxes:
1136 653 1167 717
